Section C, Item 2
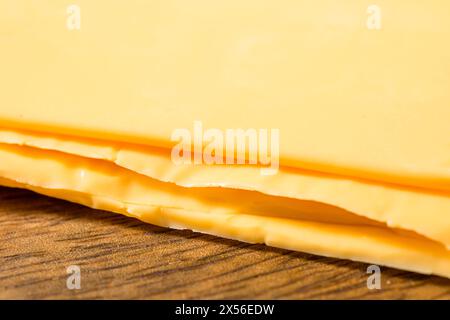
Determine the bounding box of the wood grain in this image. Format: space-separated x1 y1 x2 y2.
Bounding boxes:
0 186 449 299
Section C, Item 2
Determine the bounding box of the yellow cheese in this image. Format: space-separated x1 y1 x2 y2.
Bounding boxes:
1 1 450 191
1 128 449 249
0 160 450 278
0 143 384 227
1 0 450 279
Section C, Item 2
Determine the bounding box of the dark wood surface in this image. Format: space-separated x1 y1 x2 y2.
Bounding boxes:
0 186 449 299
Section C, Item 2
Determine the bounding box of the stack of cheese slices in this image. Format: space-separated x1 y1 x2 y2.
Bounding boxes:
1 1 449 278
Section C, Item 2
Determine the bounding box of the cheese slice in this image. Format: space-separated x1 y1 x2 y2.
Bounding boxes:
1 128 449 249
1 1 450 191
0 153 449 278
0 143 385 227
1 0 449 280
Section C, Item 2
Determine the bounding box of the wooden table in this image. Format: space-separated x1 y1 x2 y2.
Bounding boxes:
0 186 449 299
